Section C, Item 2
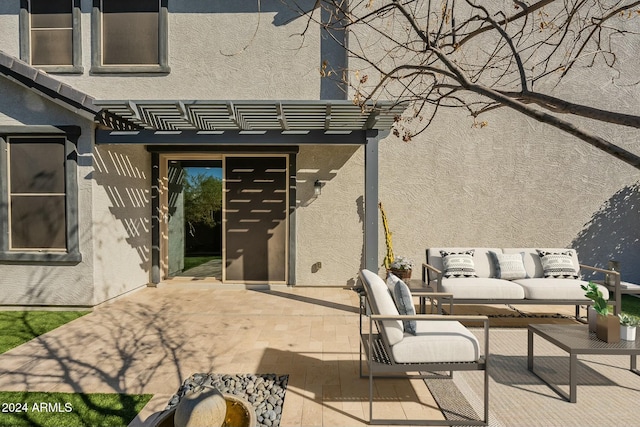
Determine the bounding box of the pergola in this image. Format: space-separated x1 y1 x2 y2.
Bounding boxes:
94 99 407 283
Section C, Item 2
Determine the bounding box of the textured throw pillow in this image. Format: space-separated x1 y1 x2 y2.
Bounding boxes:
387 273 417 335
536 250 579 279
440 250 478 278
394 279 417 335
490 251 528 280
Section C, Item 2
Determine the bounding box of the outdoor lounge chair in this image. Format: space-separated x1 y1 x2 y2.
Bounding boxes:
358 269 490 425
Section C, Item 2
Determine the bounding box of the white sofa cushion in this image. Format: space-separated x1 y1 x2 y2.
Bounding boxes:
387 273 417 334
513 278 610 300
391 320 480 363
489 251 527 280
439 277 525 299
361 269 404 346
427 248 502 280
503 248 581 279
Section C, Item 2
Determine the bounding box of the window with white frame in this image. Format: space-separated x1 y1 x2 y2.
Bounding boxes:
92 0 169 73
0 128 81 262
20 0 83 73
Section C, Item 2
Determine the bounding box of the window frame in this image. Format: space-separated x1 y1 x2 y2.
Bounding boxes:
91 0 170 74
0 126 81 263
19 0 83 74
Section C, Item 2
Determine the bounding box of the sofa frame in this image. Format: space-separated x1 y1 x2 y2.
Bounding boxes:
359 270 490 426
421 248 620 319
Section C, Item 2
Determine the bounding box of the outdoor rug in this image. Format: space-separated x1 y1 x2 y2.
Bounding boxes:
424 328 640 427
441 304 581 328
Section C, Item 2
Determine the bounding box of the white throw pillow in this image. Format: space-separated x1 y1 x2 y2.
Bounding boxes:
440 250 478 278
536 250 579 279
490 251 527 280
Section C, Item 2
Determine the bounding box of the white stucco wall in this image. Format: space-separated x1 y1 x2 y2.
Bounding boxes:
1 1 638 290
295 145 364 286
0 1 322 100
0 79 95 306
91 145 151 304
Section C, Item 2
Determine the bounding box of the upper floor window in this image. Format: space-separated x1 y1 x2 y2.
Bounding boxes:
0 127 81 263
92 0 170 73
20 0 83 73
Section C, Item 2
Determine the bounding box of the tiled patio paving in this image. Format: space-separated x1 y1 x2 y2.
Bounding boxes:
0 286 445 426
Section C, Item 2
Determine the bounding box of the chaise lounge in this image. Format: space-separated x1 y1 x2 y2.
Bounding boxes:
358 269 489 425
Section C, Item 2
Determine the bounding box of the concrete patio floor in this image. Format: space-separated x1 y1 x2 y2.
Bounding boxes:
0 285 446 426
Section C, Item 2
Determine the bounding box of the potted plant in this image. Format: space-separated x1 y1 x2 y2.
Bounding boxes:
581 281 601 332
388 256 414 280
581 282 619 343
619 313 640 341
379 202 413 280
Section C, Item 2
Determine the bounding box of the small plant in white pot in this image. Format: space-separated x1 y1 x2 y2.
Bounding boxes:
618 313 640 341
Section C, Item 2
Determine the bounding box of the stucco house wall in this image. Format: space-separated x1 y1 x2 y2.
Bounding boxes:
0 79 95 306
0 1 638 297
91 145 151 305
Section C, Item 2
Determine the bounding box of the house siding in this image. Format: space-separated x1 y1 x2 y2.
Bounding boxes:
0 0 639 298
0 79 95 306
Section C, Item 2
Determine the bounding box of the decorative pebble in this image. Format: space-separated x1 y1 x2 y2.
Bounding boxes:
164 373 289 427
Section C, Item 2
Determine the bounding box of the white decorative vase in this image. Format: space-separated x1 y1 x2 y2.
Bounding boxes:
621 325 637 341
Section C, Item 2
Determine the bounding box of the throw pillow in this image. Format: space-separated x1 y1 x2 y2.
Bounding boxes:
490 251 528 280
536 250 579 279
440 250 478 278
394 279 417 335
387 273 417 335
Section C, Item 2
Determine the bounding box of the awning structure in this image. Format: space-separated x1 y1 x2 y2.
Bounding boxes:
94 99 403 279
94 100 405 137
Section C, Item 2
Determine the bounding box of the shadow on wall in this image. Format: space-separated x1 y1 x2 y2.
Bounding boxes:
91 146 151 273
169 0 345 99
572 182 640 283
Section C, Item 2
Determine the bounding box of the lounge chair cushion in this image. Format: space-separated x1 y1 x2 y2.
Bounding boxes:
513 279 609 300
361 269 404 346
439 277 526 299
387 273 416 335
391 320 480 363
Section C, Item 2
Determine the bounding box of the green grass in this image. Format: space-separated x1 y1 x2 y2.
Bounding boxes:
621 295 640 317
183 255 220 271
0 391 152 427
0 311 89 354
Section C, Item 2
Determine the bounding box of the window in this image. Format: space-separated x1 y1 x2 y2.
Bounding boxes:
91 0 169 73
19 0 83 73
0 127 81 263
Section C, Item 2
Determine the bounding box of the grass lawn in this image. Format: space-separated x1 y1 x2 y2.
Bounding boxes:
0 311 89 355
0 391 152 427
183 255 220 271
621 294 640 317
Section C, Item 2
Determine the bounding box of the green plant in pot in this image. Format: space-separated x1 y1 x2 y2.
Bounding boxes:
619 313 640 341
581 282 619 343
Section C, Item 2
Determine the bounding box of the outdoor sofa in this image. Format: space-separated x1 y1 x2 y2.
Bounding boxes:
422 247 613 317
358 269 489 425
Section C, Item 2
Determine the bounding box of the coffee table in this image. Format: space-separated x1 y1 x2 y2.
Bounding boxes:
527 324 640 402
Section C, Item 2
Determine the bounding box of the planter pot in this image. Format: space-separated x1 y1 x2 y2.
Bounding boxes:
587 306 597 332
388 269 412 280
621 325 637 341
596 313 620 343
